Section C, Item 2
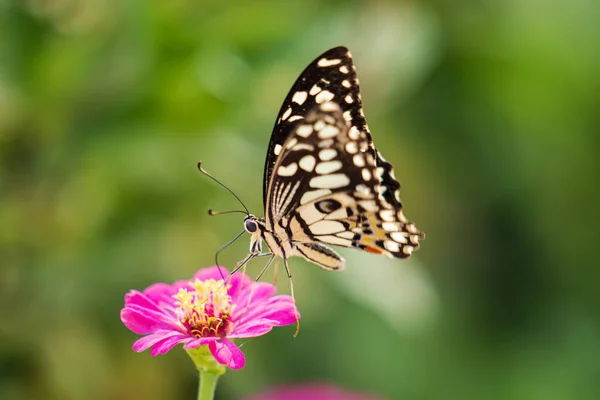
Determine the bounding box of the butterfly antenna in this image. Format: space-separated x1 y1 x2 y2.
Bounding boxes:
208 209 247 216
197 161 249 214
215 229 246 280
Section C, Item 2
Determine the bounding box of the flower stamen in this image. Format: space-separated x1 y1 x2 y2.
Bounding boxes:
174 279 234 338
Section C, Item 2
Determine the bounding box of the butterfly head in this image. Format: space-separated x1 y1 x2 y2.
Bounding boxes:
243 214 259 234
243 214 265 254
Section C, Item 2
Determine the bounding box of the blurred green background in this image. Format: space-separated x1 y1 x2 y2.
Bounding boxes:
1 1 599 399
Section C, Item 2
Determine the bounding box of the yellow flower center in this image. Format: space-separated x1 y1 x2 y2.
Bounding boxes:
173 278 234 338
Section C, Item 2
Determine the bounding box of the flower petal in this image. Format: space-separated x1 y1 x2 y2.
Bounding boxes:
236 296 299 327
183 337 217 349
209 339 245 369
132 330 188 353
229 318 279 338
192 266 232 282
121 304 181 334
142 282 180 306
259 297 299 325
226 271 255 301
150 334 191 356
124 290 163 311
233 282 277 311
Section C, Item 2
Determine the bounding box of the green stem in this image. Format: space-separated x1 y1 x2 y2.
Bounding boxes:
197 370 219 400
186 345 226 399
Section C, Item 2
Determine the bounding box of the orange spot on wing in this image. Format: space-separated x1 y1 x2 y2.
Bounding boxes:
365 246 383 254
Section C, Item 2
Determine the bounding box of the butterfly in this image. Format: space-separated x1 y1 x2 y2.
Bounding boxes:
201 46 423 279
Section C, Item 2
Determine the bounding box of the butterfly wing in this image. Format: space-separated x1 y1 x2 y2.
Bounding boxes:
263 46 423 260
263 46 354 206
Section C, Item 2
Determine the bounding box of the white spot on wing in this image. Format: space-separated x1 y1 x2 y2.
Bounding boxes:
345 94 353 104
296 125 313 138
277 163 298 177
310 220 345 235
382 222 400 232
319 149 337 161
356 184 370 194
315 90 334 104
319 138 334 148
362 168 372 181
314 120 325 132
398 210 408 223
300 189 331 204
282 107 292 121
391 232 408 243
320 101 339 112
349 126 360 140
274 144 282 155
358 200 378 212
317 58 342 67
318 124 339 139
315 160 343 174
384 240 400 253
353 154 365 167
380 210 395 222
292 91 308 105
345 141 358 154
310 174 350 189
285 137 298 149
339 65 349 74
292 143 314 152
342 80 351 88
309 84 321 96
299 155 316 172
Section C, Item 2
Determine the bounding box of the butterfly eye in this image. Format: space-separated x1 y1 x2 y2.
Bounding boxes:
244 219 258 233
315 199 342 214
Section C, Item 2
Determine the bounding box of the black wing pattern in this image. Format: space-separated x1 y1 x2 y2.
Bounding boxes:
263 46 423 259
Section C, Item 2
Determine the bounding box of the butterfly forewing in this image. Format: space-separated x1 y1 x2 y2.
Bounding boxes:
263 46 368 205
263 46 423 264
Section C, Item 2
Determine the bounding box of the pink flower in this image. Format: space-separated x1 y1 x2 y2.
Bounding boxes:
244 383 385 400
120 266 299 370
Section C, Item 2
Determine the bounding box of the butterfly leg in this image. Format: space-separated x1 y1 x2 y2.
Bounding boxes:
220 252 272 292
283 258 301 337
272 258 279 286
255 255 276 282
231 252 272 275
228 252 273 296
